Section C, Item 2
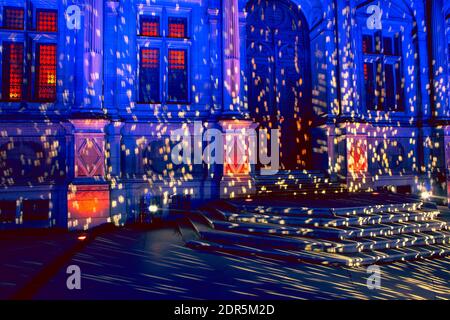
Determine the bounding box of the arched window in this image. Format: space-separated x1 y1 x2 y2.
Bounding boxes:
0 0 58 103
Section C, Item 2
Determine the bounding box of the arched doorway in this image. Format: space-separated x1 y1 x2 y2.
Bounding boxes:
246 0 312 171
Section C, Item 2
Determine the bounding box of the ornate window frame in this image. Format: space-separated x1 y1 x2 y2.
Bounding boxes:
355 2 416 118
0 0 58 110
136 5 192 106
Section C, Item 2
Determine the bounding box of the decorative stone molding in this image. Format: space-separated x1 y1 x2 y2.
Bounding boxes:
338 122 372 191
70 119 109 178
219 119 256 198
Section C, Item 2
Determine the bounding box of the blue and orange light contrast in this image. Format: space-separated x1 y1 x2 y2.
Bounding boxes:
0 0 449 303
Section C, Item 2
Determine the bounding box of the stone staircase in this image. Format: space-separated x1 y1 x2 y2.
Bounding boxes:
185 195 450 266
253 171 347 195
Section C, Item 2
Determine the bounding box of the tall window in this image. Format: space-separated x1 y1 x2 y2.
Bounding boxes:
138 12 189 104
362 32 404 112
1 42 24 101
139 48 160 103
168 17 187 38
3 7 24 30
168 49 188 102
0 5 57 102
140 16 160 37
36 9 57 32
36 44 57 101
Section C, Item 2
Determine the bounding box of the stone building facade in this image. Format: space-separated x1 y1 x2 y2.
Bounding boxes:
0 0 449 230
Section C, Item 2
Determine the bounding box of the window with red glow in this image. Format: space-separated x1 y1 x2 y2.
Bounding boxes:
3 7 24 30
169 50 186 70
36 44 57 101
36 9 57 32
168 49 188 102
138 13 190 104
139 48 160 103
140 16 160 37
1 42 24 101
168 17 187 38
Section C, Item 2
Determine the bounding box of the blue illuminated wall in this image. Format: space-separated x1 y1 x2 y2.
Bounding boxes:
0 0 449 230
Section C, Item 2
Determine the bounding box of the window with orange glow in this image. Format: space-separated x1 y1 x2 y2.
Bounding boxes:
138 12 190 104
140 16 160 37
1 7 58 103
36 44 57 101
36 9 57 32
168 17 187 38
1 42 24 101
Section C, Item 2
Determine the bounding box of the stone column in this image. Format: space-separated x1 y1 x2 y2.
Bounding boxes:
336 0 358 118
82 0 104 111
339 123 371 191
218 0 257 198
428 0 450 204
335 0 371 191
208 8 222 114
323 0 340 181
430 0 449 119
106 121 126 225
222 0 241 117
444 126 450 205
104 1 119 117
219 119 257 198
417 32 432 120
68 119 110 230
65 1 109 229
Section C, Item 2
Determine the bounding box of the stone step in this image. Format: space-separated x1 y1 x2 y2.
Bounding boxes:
210 219 447 240
219 208 440 228
253 170 326 181
338 244 450 266
253 171 345 195
237 205 321 216
240 202 423 217
256 183 346 195
190 195 450 266
198 230 331 252
315 220 447 240
198 229 450 254
331 203 425 217
211 220 315 237
254 176 328 183
186 239 450 266
328 231 450 253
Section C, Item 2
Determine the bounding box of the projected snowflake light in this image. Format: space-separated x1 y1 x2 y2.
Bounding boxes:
0 0 447 231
